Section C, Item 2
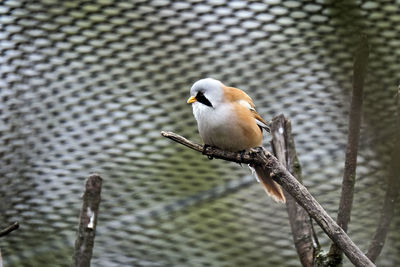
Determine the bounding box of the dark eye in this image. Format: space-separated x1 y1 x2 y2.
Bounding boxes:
196 91 213 107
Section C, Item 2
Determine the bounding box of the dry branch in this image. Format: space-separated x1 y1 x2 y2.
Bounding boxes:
73 173 102 267
366 165 399 262
270 115 316 267
366 86 400 261
161 131 375 267
0 221 19 238
328 35 369 264
0 222 19 267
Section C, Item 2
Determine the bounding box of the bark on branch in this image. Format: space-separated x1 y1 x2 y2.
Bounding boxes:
73 173 102 267
0 221 19 238
328 35 369 264
161 131 375 267
270 115 317 267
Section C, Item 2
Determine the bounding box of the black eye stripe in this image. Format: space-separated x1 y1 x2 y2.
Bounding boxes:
196 91 213 107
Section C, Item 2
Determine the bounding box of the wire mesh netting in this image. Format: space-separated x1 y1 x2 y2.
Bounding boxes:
0 0 399 266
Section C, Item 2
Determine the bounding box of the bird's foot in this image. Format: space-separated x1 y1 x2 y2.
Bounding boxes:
237 150 247 167
202 144 214 160
250 147 264 156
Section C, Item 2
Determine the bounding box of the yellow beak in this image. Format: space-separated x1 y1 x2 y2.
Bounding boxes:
187 96 197 104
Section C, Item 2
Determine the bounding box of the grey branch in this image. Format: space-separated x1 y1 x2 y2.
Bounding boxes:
270 115 316 267
328 34 369 264
73 173 103 267
161 131 375 267
366 85 400 262
0 221 19 238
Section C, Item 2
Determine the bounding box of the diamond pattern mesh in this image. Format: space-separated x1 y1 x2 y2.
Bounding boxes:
0 0 399 266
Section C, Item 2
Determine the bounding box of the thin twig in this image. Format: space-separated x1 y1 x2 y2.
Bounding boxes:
366 170 399 262
0 221 19 238
161 131 375 267
270 115 316 267
328 35 369 264
310 217 320 250
366 85 400 262
73 173 102 267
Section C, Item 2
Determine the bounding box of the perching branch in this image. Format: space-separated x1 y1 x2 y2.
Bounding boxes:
0 221 19 238
366 85 400 262
328 35 369 264
270 115 317 267
73 173 102 267
161 131 375 267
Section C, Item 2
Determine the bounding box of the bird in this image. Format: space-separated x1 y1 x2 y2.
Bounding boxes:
187 78 285 203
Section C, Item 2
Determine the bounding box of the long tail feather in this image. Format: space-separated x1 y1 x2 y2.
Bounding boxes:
251 165 285 203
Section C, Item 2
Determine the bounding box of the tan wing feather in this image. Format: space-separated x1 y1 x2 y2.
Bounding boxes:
223 85 283 202
223 85 270 132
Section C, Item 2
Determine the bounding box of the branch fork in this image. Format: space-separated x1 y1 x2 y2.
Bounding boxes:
161 130 375 267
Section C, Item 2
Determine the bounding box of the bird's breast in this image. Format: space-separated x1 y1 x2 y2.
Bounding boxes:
192 102 262 151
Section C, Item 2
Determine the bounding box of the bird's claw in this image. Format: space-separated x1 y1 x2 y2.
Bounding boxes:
237 150 247 167
202 144 214 160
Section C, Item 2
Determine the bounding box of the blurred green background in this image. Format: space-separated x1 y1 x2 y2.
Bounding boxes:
0 0 399 266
